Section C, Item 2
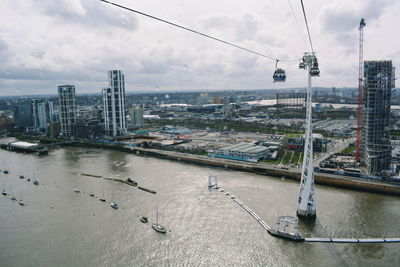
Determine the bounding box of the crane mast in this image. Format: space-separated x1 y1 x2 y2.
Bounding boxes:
356 18 366 162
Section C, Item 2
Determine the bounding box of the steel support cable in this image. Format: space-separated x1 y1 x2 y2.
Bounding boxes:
287 0 308 50
299 0 314 53
99 0 298 62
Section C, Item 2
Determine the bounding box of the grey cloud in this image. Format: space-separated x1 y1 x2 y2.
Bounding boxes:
0 38 8 52
320 0 395 35
35 0 138 30
199 13 262 43
0 67 99 82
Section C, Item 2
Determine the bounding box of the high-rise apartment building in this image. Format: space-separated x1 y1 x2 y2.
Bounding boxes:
102 70 127 137
14 104 33 128
361 60 395 175
58 85 77 137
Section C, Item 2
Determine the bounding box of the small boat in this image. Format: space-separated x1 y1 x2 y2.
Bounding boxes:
9 186 16 200
140 216 148 223
99 189 106 202
152 210 167 234
127 177 138 186
19 191 24 206
73 188 80 193
110 202 119 209
110 191 118 209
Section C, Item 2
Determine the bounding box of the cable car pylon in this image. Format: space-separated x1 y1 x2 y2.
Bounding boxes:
297 52 319 220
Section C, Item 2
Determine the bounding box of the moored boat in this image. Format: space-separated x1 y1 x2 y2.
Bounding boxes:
152 210 167 234
140 216 148 223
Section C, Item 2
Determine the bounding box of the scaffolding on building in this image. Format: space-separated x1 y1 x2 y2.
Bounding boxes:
361 60 395 176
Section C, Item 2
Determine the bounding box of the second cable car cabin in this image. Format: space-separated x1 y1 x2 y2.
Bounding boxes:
273 60 286 82
309 58 320 76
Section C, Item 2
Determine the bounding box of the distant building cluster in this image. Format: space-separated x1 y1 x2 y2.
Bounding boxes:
13 70 143 139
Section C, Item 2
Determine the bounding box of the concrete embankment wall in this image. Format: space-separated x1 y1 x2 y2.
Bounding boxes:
65 141 400 196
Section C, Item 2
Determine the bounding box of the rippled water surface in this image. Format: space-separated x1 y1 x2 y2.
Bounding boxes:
0 138 399 266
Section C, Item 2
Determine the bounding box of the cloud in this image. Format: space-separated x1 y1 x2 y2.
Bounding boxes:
319 0 395 35
198 12 282 47
35 0 138 30
0 0 398 95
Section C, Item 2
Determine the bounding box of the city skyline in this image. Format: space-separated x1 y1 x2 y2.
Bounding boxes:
0 0 399 96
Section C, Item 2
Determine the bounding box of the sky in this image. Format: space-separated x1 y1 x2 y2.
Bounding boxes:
0 0 399 96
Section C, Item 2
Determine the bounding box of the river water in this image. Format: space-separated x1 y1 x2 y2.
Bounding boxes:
0 137 399 266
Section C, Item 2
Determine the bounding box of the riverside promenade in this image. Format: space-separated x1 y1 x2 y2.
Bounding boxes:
112 144 400 196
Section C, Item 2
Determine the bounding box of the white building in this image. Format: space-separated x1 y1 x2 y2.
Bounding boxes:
37 101 54 129
102 70 127 137
32 99 54 130
58 85 77 137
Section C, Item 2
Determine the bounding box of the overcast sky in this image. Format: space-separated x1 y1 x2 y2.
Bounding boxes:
0 0 398 96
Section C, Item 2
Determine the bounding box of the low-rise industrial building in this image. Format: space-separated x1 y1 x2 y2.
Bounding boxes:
209 142 273 162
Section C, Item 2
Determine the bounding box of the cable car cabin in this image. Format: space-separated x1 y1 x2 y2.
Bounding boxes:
310 64 320 76
273 69 286 82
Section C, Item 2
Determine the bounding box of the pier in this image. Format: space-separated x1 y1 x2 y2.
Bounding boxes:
1 142 48 155
212 186 271 231
80 173 157 194
304 237 400 243
211 184 400 244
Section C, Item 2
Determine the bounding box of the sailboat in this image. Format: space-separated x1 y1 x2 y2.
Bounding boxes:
18 191 24 206
110 190 119 209
89 186 95 197
32 172 39 185
152 210 167 234
1 179 7 195
9 185 16 201
99 188 106 202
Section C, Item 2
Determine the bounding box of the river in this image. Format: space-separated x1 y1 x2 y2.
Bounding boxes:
0 137 399 266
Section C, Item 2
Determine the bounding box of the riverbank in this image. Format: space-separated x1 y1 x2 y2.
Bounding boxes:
68 140 400 196
3 137 400 196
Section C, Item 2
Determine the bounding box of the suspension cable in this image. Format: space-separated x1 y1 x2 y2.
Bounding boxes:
287 0 308 50
299 0 314 53
99 0 298 62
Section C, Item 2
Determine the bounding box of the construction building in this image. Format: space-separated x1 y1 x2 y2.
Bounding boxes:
127 105 144 128
361 60 395 176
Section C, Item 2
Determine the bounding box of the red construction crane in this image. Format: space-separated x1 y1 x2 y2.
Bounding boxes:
356 18 366 162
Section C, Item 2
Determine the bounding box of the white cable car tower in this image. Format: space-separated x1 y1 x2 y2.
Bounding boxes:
297 53 319 219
